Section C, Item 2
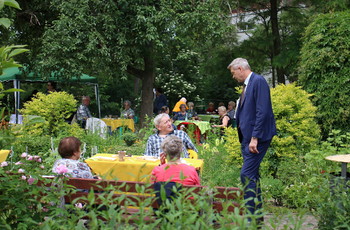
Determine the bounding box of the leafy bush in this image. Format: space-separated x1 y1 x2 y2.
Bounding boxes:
264 83 321 178
299 10 350 136
20 92 77 136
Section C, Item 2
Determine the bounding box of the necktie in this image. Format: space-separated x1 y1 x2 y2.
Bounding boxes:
240 83 246 107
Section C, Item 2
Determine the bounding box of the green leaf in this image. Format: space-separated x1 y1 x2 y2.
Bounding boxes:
2 88 25 93
0 0 4 10
8 48 29 58
4 0 20 10
0 18 11 29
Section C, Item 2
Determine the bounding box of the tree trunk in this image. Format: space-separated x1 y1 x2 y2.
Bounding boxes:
139 45 155 126
270 0 285 85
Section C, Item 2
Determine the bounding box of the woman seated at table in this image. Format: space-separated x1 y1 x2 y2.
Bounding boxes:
120 100 135 119
212 106 232 135
206 102 217 114
187 102 198 120
160 105 170 115
173 104 189 121
52 136 94 179
151 136 200 186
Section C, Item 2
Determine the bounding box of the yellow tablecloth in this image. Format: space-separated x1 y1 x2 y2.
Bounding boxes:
102 118 135 132
174 120 211 134
85 154 204 182
0 150 11 162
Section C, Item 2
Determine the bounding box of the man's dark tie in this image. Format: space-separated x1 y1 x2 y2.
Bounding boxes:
240 83 246 107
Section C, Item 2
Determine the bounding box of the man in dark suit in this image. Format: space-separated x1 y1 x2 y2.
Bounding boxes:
228 58 276 219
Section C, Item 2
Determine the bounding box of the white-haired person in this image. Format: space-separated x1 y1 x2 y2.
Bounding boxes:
212 106 232 136
144 113 198 158
120 100 135 119
151 135 200 186
76 96 92 128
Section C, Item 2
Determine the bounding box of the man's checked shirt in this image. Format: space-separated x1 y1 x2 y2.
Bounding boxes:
144 130 198 158
76 104 92 121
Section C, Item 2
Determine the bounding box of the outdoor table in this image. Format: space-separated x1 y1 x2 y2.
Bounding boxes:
325 154 350 178
85 154 204 182
174 120 211 144
102 118 135 132
0 150 11 162
197 114 219 122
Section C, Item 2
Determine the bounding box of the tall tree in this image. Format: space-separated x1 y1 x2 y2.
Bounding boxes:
35 0 231 124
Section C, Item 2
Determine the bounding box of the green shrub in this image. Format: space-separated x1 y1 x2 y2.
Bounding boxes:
264 83 321 178
299 10 350 136
20 92 77 136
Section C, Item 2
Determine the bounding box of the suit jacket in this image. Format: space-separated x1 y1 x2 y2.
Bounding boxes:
236 72 276 143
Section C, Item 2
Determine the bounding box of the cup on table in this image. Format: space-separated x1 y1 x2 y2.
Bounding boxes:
118 151 126 161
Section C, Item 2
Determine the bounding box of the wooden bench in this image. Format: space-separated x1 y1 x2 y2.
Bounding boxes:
40 177 243 224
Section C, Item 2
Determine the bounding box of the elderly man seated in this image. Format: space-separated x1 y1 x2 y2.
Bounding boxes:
144 113 198 158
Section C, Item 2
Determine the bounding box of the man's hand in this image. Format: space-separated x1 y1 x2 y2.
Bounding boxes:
249 137 259 153
160 152 166 165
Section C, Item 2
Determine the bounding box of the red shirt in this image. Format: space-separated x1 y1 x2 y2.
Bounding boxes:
151 163 200 186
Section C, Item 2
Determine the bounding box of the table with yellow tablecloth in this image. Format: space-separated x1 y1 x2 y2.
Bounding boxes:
0 150 11 162
102 118 135 132
85 154 204 182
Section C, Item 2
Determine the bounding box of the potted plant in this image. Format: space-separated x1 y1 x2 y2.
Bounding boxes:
123 132 138 146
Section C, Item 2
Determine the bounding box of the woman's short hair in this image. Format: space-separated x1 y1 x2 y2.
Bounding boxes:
218 106 227 113
187 102 194 108
179 104 187 109
58 136 82 158
228 101 236 107
161 135 182 160
154 113 169 127
124 100 131 106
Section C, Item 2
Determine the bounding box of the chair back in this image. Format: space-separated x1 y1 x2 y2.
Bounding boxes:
85 118 108 138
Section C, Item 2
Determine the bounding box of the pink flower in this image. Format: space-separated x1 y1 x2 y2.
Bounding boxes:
40 165 45 169
18 168 25 173
21 175 27 180
27 177 35 185
27 155 33 161
42 207 49 212
36 158 42 163
55 164 68 174
0 161 8 167
21 152 28 158
15 161 23 165
75 203 84 209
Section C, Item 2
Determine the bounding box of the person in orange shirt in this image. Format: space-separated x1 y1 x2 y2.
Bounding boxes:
151 135 200 186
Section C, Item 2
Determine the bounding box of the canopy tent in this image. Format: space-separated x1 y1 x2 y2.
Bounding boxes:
0 67 101 123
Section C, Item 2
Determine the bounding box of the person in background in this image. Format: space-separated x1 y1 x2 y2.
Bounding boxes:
173 104 189 121
172 97 188 114
151 135 200 186
46 81 57 94
227 101 236 120
76 96 92 129
206 102 216 114
212 106 232 136
154 88 168 114
144 113 198 158
187 102 198 120
120 100 135 119
160 106 170 115
52 136 93 179
228 57 276 222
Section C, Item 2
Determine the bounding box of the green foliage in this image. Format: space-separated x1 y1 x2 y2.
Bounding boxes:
0 153 67 229
299 11 350 136
0 45 28 73
123 132 138 146
224 126 242 165
19 91 77 136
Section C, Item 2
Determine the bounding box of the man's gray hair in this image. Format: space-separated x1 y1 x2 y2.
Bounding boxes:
227 58 251 70
161 135 182 160
154 113 170 127
82 96 90 101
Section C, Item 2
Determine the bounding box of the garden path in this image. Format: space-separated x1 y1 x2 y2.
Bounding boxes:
264 213 318 229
